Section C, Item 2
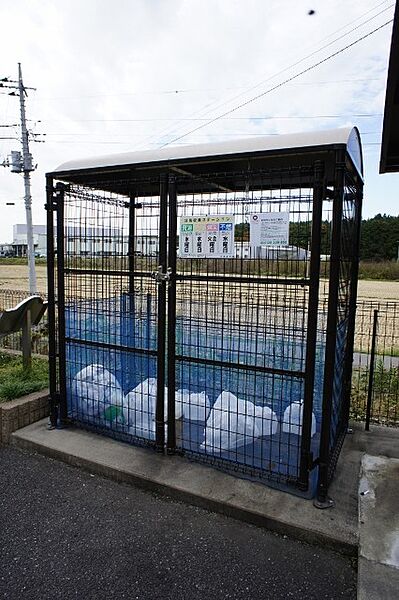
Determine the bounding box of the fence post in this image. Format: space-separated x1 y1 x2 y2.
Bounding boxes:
155 173 168 452
315 152 344 508
55 182 68 425
21 308 32 370
365 309 378 431
299 160 324 490
46 175 58 428
167 173 177 454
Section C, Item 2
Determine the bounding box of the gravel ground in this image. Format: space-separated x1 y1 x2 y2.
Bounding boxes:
0 447 356 600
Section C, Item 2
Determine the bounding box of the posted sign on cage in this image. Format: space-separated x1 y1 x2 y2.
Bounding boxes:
250 212 290 246
179 214 235 258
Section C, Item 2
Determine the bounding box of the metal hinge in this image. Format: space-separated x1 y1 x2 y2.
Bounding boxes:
151 266 172 284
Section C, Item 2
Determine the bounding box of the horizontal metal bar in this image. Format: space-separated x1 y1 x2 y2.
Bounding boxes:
175 353 305 379
65 336 157 357
64 268 153 278
63 268 309 287
176 274 310 286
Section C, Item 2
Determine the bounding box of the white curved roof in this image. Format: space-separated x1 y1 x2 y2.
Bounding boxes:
51 126 363 177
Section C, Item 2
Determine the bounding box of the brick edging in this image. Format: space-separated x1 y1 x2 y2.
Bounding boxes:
0 389 49 445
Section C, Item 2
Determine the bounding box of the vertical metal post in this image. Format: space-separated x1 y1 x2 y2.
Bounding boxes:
46 176 58 427
316 153 344 507
299 160 324 490
146 292 152 350
128 192 136 298
155 173 168 451
365 309 378 431
342 187 363 428
21 309 32 371
55 183 68 424
167 174 177 453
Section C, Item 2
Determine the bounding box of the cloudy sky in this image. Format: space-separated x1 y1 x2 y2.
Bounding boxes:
0 0 397 242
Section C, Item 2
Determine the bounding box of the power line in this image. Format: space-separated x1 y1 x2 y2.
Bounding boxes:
37 113 383 124
138 3 394 150
161 19 393 148
32 77 383 101
43 130 381 139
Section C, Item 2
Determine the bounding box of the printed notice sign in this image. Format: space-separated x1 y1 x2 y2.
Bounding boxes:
179 215 235 258
250 212 290 246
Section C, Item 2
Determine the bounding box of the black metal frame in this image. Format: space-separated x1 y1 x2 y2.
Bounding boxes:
299 160 324 490
45 175 58 426
46 135 363 499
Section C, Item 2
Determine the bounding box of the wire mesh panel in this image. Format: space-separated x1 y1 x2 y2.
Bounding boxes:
316 161 362 501
327 177 357 472
60 180 163 447
170 167 324 489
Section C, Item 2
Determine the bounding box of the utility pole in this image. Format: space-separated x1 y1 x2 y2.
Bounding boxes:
18 63 37 294
0 64 37 294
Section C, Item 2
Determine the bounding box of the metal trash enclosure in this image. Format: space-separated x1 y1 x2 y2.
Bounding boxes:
46 127 363 502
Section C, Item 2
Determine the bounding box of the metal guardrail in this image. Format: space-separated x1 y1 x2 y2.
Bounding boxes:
0 288 397 426
0 289 49 356
0 295 47 369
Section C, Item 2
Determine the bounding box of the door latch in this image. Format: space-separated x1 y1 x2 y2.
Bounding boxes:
151 266 172 284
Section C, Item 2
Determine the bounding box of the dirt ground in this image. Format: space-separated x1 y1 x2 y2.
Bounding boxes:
0 265 48 293
0 264 398 300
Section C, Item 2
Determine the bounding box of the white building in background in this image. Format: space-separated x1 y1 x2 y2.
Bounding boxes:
234 242 309 260
135 235 158 256
12 224 47 257
65 226 125 256
9 224 159 258
64 230 158 257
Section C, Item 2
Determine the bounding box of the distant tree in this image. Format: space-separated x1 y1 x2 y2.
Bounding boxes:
289 220 331 254
235 213 399 261
360 214 399 260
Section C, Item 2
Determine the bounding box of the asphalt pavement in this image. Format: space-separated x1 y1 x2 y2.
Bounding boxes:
0 447 357 600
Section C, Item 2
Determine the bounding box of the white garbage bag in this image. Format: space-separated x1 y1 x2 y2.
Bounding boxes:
173 389 185 420
124 378 158 439
71 364 124 424
282 401 316 437
254 405 279 438
176 390 210 422
200 391 277 452
124 378 184 439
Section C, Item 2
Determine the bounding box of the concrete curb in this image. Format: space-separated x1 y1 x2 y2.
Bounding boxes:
11 420 359 556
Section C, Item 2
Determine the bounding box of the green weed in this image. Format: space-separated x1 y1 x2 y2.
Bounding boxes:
0 353 48 402
351 359 399 425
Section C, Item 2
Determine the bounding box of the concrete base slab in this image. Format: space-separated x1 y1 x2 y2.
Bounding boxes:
11 418 362 555
358 454 399 599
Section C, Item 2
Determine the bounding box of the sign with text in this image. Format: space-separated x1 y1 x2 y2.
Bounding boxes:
179 215 235 258
250 212 290 247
